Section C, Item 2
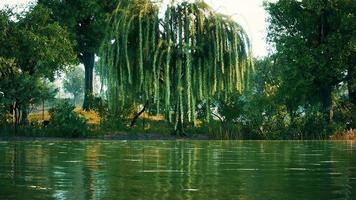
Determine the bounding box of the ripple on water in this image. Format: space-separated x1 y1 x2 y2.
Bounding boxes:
139 170 184 173
320 161 340 163
223 168 259 171
183 188 199 192
62 160 82 163
311 163 322 166
53 171 66 176
328 172 343 176
28 185 51 190
123 159 143 162
0 141 354 200
299 154 324 156
284 168 309 171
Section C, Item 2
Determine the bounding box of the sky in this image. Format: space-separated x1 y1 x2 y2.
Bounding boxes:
0 0 270 57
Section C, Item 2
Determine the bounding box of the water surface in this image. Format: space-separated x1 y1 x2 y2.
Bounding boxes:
0 141 355 199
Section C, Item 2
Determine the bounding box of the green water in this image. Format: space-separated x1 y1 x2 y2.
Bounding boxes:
0 141 355 200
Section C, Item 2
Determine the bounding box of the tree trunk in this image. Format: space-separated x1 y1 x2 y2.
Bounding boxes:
349 84 356 106
130 101 149 127
42 100 45 121
348 64 356 105
20 104 29 125
320 86 333 123
13 102 18 133
174 103 186 137
318 6 333 123
176 119 184 136
82 52 95 111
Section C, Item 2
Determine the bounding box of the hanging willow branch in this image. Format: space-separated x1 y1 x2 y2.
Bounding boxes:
99 0 253 133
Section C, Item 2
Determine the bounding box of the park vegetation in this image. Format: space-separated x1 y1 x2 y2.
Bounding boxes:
0 0 355 140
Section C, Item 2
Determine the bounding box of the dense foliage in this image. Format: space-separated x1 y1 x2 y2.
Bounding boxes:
0 6 76 126
0 0 354 139
37 0 117 110
48 100 87 137
99 0 253 134
266 0 355 121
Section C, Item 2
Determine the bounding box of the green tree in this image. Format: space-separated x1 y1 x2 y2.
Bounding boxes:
99 1 253 135
37 0 118 110
63 66 85 105
265 0 356 122
0 57 17 126
0 57 57 126
0 5 76 125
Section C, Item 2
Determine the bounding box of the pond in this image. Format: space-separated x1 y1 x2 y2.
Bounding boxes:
0 141 355 200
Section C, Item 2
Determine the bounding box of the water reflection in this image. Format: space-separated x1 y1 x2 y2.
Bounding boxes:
0 141 355 200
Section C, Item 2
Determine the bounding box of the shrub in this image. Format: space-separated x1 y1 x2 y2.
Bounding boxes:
48 100 87 137
333 100 356 130
0 104 7 127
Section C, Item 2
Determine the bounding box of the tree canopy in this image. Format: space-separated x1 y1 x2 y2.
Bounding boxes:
0 5 76 124
265 0 356 120
98 0 254 134
37 0 118 110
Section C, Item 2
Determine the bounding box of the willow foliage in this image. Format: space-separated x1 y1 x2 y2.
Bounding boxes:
99 0 253 133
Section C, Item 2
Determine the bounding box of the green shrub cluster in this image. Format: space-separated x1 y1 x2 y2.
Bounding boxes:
195 92 354 140
0 103 8 128
48 100 87 137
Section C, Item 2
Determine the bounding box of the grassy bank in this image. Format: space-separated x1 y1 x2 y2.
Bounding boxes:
0 107 353 141
0 108 207 139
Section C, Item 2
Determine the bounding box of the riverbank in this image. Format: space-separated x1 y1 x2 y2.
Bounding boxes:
0 132 211 141
20 107 355 141
1 131 355 141
3 109 355 141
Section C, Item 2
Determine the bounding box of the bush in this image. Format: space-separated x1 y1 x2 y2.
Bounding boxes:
48 100 87 137
333 100 356 130
0 103 7 127
91 96 109 122
100 101 137 131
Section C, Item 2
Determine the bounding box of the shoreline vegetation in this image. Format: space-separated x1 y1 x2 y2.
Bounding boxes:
0 130 355 141
0 108 353 141
1 1 355 140
330 129 356 141
0 133 210 141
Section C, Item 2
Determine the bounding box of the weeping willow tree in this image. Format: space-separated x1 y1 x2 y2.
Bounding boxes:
99 0 253 134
